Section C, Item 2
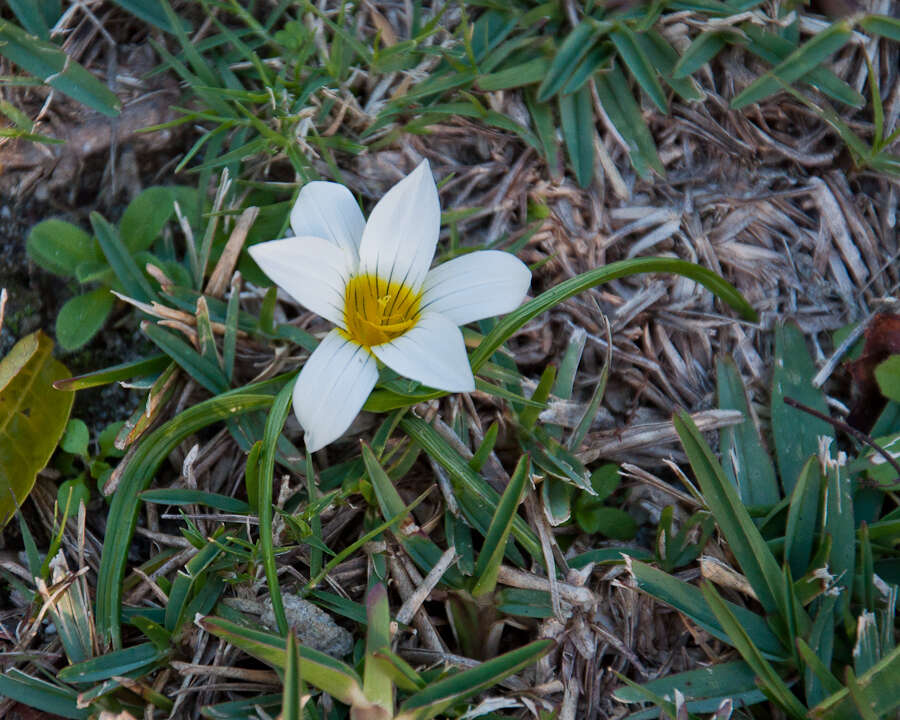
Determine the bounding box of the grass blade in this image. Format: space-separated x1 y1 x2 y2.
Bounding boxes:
771 322 833 493
674 409 785 617
396 639 553 720
732 21 853 109
471 455 530 597
558 84 595 189
716 356 779 506
0 20 120 116
96 390 276 647
610 25 667 113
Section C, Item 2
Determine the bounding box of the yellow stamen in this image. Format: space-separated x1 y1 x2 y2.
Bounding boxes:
342 274 421 348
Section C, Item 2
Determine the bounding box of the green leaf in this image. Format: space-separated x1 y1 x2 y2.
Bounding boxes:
0 20 121 116
111 0 191 34
57 642 166 683
0 669 87 719
282 631 306 720
742 25 863 108
363 442 464 588
53 353 168 391
396 639 554 720
614 660 764 707
610 26 667 113
674 409 786 617
0 331 73 527
257 381 294 636
594 63 664 178
140 488 251 513
574 503 636 539
96 389 276 647
874 355 900 403
558 84 595 188
784 458 822 579
56 288 115 351
672 31 729 79
199 615 366 706
477 57 550 91
90 212 157 304
858 14 900 43
472 455 530 597
60 418 89 457
537 20 599 102
716 356 779 506
700 582 808 718
732 21 853 109
809 643 900 718
7 0 51 40
771 322 833 493
26 219 98 278
119 186 176 253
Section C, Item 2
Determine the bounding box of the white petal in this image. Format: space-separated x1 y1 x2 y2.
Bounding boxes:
293 330 378 452
358 160 440 293
372 312 474 392
420 250 531 326
248 236 351 327
290 181 365 257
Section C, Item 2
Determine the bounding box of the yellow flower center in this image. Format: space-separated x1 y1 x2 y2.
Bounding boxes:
342 274 421 348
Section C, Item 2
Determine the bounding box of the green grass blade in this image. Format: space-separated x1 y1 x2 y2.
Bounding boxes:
140 488 250 513
396 639 554 720
400 416 542 561
771 322 833 493
536 20 598 102
57 642 166 683
809 643 900 718
630 559 786 658
672 31 729 79
363 443 465 589
674 409 785 617
111 0 191 33
558 84 595 189
594 64 663 178
258 381 294 636
199 615 366 706
0 20 120 116
363 583 393 717
742 24 863 108
472 257 756 373
716 356 779 506
732 21 853 109
610 25 667 113
859 14 900 42
472 455 530 597
90 212 157 304
700 582 808 718
637 31 703 101
96 391 275 647
282 631 306 720
142 323 229 395
0 670 87 719
614 660 763 706
784 458 822 579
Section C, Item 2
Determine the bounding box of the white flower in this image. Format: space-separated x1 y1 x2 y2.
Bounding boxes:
249 160 531 451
